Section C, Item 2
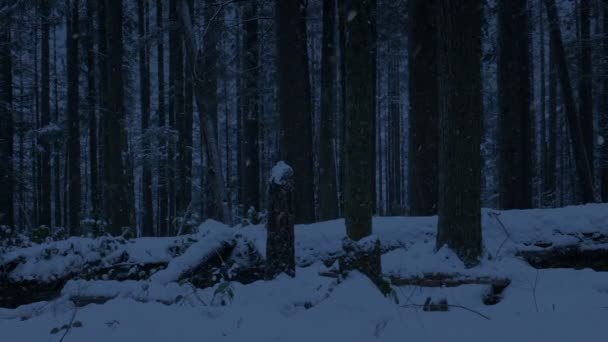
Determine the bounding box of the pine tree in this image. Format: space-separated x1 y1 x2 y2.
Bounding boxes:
39 0 52 227
0 2 14 228
67 0 81 235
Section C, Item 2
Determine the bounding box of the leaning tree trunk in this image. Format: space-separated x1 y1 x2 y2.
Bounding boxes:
177 0 230 224
67 0 81 235
436 0 483 266
318 0 339 221
265 162 296 279
407 0 439 216
275 0 315 224
497 0 533 210
544 0 594 203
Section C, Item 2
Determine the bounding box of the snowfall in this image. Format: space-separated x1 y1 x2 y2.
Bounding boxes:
1 204 607 342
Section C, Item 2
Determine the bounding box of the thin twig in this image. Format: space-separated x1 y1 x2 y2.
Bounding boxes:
58 308 78 342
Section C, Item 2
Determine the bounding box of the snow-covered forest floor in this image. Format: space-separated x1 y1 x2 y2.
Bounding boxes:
2 204 608 341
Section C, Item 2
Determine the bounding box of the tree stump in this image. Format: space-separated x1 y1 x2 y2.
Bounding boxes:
265 162 296 279
339 236 382 286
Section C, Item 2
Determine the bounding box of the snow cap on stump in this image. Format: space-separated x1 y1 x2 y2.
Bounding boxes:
270 161 293 186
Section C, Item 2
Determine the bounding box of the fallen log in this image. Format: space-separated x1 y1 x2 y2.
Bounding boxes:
517 246 608 271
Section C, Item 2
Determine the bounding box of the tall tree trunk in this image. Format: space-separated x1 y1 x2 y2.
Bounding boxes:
104 0 132 235
407 0 439 216
86 0 98 217
540 0 548 206
578 0 594 195
497 0 533 209
157 0 168 236
39 0 51 227
67 0 81 235
343 0 381 282
544 0 594 203
0 3 14 228
388 52 402 216
177 0 230 223
547 39 558 206
53 25 62 228
436 0 483 266
139 0 154 236
318 0 338 221
241 0 261 219
602 0 608 201
275 0 315 224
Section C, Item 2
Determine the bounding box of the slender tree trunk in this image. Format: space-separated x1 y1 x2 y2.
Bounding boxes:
436 0 483 266
547 40 558 206
201 0 221 221
497 0 533 209
139 0 154 236
318 0 338 221
275 0 315 224
157 0 168 236
104 0 132 235
0 4 14 228
38 0 51 227
67 0 81 235
540 0 548 206
544 0 594 203
241 0 261 219
177 0 230 223
86 0 98 218
602 0 608 201
53 26 62 228
388 52 402 216
407 0 439 216
579 0 594 195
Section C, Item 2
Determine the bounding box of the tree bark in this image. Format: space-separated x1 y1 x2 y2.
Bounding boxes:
275 0 315 224
139 0 154 236
157 0 168 236
177 0 230 224
436 0 483 266
265 162 296 279
578 0 593 195
0 3 13 228
39 0 52 227
602 0 608 201
544 0 594 203
407 0 439 216
104 0 132 235
86 0 99 218
387 52 402 215
67 0 81 235
497 0 533 209
318 0 338 221
241 0 261 219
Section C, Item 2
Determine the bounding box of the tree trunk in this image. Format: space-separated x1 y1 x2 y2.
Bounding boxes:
104 0 132 235
544 0 594 203
53 26 62 228
578 0 593 195
407 0 439 216
240 0 261 220
157 0 168 236
343 0 381 283
201 0 221 221
539 0 548 206
318 0 338 221
388 52 402 216
86 0 99 218
436 0 483 266
265 162 296 279
602 0 608 201
0 4 13 228
497 0 533 209
139 0 154 236
275 0 315 224
177 0 230 224
39 0 51 228
67 0 81 235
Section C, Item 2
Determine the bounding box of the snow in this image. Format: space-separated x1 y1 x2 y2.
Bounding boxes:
1 203 608 341
269 161 293 185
